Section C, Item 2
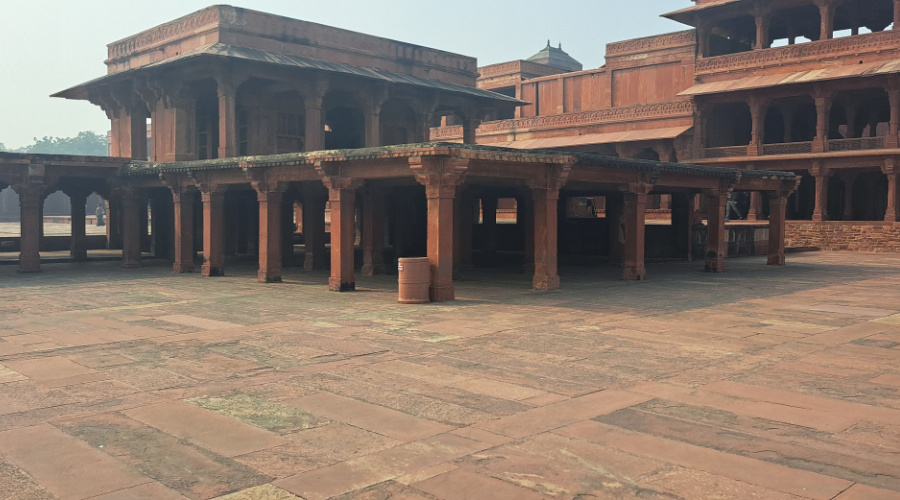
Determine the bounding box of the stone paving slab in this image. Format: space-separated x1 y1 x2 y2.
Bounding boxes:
0 253 899 498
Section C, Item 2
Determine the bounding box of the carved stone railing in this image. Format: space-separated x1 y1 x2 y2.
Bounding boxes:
430 125 464 140
607 30 697 57
828 136 885 152
478 60 564 79
478 101 694 135
704 146 749 158
762 141 813 155
695 30 900 75
108 6 222 61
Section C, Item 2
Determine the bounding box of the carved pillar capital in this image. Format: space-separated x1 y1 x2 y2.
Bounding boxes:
410 156 469 198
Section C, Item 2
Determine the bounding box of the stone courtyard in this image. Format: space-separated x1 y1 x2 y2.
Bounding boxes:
0 253 899 499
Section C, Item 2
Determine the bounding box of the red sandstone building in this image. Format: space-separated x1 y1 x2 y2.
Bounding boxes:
1 4 799 301
452 0 900 251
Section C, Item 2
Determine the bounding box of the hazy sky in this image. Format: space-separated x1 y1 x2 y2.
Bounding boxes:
0 0 687 149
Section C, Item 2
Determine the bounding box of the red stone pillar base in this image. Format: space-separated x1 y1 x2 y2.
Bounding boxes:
704 192 728 273
531 187 561 291
201 190 226 277
172 187 195 273
255 184 285 283
121 191 145 269
622 190 648 281
15 184 44 273
412 156 468 302
768 194 788 266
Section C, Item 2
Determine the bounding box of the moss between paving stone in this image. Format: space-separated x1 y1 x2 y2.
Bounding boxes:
186 393 327 433
0 460 55 500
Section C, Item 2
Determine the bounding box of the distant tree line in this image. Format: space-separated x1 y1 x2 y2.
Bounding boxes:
0 131 107 156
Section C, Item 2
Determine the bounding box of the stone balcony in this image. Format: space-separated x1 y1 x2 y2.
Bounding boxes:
695 30 900 77
704 137 887 159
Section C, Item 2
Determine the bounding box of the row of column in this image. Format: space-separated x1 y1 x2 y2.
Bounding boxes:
810 159 900 222
11 184 96 274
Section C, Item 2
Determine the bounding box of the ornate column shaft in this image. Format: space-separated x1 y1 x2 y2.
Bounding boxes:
199 182 226 276
887 88 900 148
217 78 238 159
704 187 730 273
171 184 196 273
528 162 572 290
411 156 468 302
811 161 830 222
64 188 91 261
813 93 833 153
361 189 386 276
318 162 360 292
621 182 652 280
883 159 900 222
768 184 796 266
252 177 286 283
14 183 45 273
120 188 146 269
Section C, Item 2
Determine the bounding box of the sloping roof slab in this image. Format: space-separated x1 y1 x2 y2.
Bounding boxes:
53 43 523 105
487 126 693 150
679 59 900 96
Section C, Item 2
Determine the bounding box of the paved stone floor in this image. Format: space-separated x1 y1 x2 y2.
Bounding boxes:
1 252 900 500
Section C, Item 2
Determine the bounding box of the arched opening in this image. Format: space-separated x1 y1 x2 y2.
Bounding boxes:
379 99 418 146
834 0 894 38
708 15 756 56
324 91 365 150
769 4 822 47
271 91 306 154
706 102 752 148
788 173 815 220
194 79 220 160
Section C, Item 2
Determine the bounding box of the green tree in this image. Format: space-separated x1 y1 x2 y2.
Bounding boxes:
23 131 107 156
0 143 7 152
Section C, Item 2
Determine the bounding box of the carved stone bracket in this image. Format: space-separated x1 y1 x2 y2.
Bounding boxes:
810 160 830 178
409 156 469 198
315 161 362 191
525 161 573 192
188 171 227 194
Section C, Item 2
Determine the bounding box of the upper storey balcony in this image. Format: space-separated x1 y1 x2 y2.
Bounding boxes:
666 0 900 78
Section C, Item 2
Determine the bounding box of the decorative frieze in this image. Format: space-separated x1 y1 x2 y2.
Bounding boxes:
606 30 696 57
696 30 900 75
108 7 222 61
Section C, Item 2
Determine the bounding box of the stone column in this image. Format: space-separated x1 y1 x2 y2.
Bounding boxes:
749 99 767 156
121 190 145 269
843 172 855 220
365 111 381 148
201 187 226 276
894 0 900 30
811 162 830 222
412 157 468 302
282 192 297 268
818 1 835 40
301 187 328 270
768 192 788 266
305 101 324 152
754 13 770 50
462 117 481 145
318 162 358 291
704 190 729 273
254 181 286 283
887 88 900 149
747 191 763 221
481 194 498 262
171 186 196 273
813 93 833 153
107 197 123 250
528 164 571 290
361 189 386 276
884 159 900 222
65 188 90 261
621 184 651 280
14 184 44 273
217 78 238 159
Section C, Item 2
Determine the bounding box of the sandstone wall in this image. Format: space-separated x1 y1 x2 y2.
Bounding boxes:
786 221 900 252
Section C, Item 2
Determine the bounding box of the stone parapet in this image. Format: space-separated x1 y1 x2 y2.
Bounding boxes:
786 221 900 252
695 30 900 76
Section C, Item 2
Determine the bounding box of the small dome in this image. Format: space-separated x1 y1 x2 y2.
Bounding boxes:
526 41 583 72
